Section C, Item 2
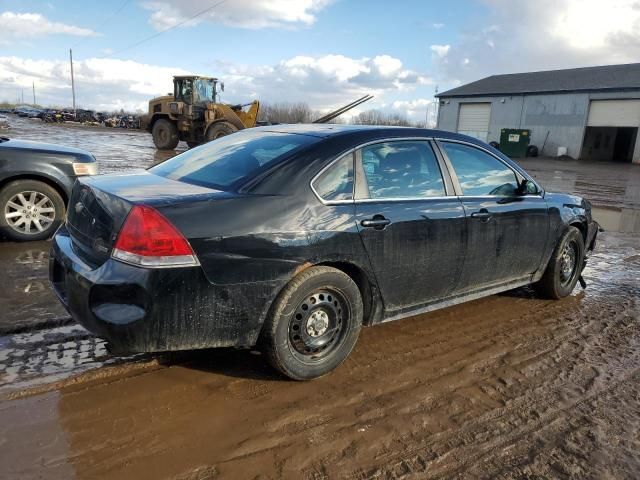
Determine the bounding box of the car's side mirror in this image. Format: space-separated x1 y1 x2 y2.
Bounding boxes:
517 178 538 196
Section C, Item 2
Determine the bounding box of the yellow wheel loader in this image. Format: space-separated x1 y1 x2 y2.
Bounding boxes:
143 76 259 150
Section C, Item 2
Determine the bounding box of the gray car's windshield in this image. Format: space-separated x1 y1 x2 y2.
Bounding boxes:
150 130 319 190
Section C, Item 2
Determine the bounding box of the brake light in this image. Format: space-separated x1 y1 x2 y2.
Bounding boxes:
112 205 198 267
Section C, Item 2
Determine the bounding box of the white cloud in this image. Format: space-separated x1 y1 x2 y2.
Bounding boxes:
434 0 640 86
142 0 333 30
432 22 445 29
0 53 430 114
430 44 450 58
0 12 96 44
0 56 189 111
392 98 439 126
219 54 432 109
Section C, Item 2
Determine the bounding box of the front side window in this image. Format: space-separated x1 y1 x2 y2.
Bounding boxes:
150 130 318 190
441 142 519 196
359 141 446 199
312 153 354 202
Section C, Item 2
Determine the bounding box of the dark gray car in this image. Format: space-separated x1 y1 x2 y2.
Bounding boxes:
0 137 98 241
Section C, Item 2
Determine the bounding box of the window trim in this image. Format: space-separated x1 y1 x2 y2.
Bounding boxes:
309 136 542 206
310 150 356 205
434 138 544 198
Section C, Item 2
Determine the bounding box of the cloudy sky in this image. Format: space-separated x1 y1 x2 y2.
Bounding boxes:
1 0 639 121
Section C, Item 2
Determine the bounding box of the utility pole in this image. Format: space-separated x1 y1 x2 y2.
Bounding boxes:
69 49 76 114
21 89 24 104
32 81 36 105
433 85 439 128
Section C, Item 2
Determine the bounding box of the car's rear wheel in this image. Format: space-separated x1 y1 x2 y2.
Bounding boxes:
152 119 179 150
261 266 363 380
0 180 65 241
534 226 585 299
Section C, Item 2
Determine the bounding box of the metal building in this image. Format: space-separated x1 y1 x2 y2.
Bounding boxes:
436 63 640 164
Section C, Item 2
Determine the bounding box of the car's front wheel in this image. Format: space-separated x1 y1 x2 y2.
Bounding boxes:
0 179 66 241
534 226 585 299
261 266 363 380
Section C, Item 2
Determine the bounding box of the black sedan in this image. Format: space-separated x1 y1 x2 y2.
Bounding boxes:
0 137 98 241
49 125 598 380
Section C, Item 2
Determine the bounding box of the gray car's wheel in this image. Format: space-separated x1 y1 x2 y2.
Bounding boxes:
534 226 585 299
0 180 65 241
152 119 179 150
205 121 238 142
261 266 363 380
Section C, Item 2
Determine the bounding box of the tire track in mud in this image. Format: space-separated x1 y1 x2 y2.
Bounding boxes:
1 235 638 480
330 264 640 479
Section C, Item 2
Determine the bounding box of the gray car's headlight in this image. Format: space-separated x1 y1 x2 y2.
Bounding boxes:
72 162 99 176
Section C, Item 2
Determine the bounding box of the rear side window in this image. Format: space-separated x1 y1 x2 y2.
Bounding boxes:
359 141 446 199
150 130 318 190
312 153 354 202
441 142 519 196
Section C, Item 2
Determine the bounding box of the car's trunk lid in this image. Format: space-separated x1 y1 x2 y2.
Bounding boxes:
66 172 227 267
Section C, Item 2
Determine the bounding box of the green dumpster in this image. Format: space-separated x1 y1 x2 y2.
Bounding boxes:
499 128 530 157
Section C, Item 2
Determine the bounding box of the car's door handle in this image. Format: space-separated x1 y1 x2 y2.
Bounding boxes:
361 216 391 229
470 210 493 221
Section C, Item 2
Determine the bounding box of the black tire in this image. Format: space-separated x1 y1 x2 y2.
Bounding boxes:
205 121 238 142
526 145 539 157
0 180 65 241
152 118 179 150
261 266 363 380
534 226 585 299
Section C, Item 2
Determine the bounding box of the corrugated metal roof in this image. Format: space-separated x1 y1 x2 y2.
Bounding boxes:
437 63 640 98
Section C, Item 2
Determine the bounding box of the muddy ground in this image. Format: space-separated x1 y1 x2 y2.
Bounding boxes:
0 116 638 479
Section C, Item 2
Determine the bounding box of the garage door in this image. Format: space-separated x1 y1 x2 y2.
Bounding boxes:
457 103 491 142
588 100 640 127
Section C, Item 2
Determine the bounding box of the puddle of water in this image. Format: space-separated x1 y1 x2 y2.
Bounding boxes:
4 116 185 173
592 206 640 233
0 241 67 334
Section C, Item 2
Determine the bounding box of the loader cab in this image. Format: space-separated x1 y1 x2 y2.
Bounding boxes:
174 77 218 106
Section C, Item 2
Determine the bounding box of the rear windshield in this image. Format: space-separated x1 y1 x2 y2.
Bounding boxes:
150 130 318 190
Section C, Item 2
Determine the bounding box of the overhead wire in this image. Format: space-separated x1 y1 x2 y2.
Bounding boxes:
71 0 133 49
105 0 228 57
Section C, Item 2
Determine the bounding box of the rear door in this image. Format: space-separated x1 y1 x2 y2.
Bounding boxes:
437 140 549 292
354 139 466 312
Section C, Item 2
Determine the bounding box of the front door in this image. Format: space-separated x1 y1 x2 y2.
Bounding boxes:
354 140 466 312
438 141 549 292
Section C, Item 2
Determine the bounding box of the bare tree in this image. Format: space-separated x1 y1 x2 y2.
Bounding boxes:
257 102 421 128
258 102 313 124
352 109 412 127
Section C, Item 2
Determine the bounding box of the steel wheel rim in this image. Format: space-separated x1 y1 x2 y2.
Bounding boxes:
288 289 349 363
4 191 56 235
559 240 578 286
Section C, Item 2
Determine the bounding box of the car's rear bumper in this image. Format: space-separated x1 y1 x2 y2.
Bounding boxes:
49 226 263 353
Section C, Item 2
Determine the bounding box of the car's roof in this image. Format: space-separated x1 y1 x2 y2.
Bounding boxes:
253 123 472 141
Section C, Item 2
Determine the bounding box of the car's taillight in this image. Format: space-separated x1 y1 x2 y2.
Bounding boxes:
112 205 199 268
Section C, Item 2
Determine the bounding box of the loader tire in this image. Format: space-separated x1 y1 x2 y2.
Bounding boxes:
205 121 238 142
152 119 179 150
